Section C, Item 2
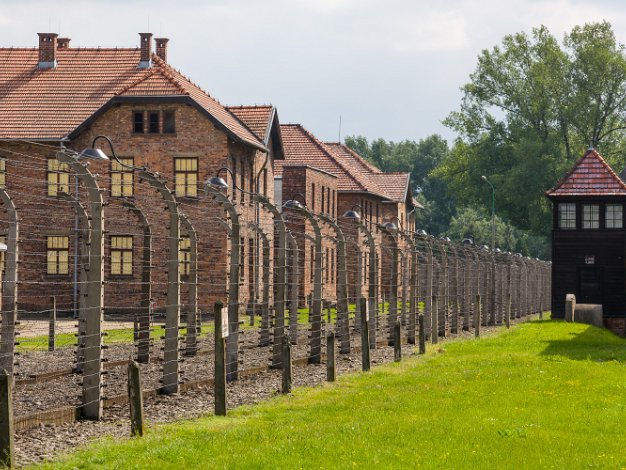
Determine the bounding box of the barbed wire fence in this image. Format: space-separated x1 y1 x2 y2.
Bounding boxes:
0 142 552 466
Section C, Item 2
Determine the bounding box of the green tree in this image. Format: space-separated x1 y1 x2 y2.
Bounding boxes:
439 21 626 239
344 134 455 234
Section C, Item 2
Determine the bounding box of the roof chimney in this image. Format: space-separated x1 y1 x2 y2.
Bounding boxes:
155 38 169 62
57 38 71 49
37 33 58 69
139 32 152 68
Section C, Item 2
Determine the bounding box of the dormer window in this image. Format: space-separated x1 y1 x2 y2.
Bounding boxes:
148 111 159 133
606 204 623 229
558 203 576 229
133 112 144 133
582 204 599 229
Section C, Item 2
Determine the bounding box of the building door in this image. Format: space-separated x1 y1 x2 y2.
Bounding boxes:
577 267 603 304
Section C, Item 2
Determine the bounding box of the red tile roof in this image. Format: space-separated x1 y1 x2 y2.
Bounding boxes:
325 142 412 203
277 124 390 198
546 148 626 196
227 105 274 142
0 47 264 150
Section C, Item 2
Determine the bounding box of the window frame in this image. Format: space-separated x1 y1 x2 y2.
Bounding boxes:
133 111 145 134
582 204 600 229
110 157 134 197
163 111 176 134
179 236 191 277
0 159 6 187
605 203 623 229
558 202 576 230
148 111 160 134
110 235 133 276
47 158 70 197
47 235 70 275
173 157 198 198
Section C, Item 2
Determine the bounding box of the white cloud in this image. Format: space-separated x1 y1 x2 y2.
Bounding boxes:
389 10 470 53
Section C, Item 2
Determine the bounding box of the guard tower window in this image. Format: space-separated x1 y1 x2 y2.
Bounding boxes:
606 204 623 229
558 203 576 229
582 204 599 229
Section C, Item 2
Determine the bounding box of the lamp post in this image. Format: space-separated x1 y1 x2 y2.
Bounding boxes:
283 196 323 364
316 212 350 354
57 146 109 419
481 175 495 251
343 205 378 349
81 136 182 394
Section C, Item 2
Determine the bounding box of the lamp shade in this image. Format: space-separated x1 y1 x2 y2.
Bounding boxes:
342 209 361 220
383 221 398 231
206 176 229 190
78 147 109 161
283 199 304 210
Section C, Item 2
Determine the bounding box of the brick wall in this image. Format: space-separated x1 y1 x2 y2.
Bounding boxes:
282 165 337 304
0 101 274 317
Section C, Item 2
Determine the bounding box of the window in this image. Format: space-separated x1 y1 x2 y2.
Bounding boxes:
240 161 245 203
148 111 160 133
327 187 331 214
606 204 623 229
325 248 329 282
163 111 175 134
0 235 5 273
558 203 576 229
174 157 198 197
321 186 325 214
47 158 69 197
331 248 335 283
239 237 245 282
249 162 254 203
47 236 69 275
111 157 134 197
111 236 133 276
133 111 144 133
262 169 267 196
179 236 191 276
582 204 599 229
0 159 5 187
310 245 315 282
312 183 316 212
232 159 237 200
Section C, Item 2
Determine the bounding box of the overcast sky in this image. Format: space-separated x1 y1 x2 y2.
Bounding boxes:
2 0 626 144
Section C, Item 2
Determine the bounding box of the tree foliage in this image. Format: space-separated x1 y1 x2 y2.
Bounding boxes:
438 21 626 237
344 134 455 234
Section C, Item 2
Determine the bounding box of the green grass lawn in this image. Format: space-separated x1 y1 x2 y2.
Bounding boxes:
34 317 626 469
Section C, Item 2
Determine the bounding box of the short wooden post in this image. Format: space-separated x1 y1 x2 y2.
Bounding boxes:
506 293 511 329
214 301 227 416
326 332 336 382
538 293 543 320
418 314 426 355
394 321 402 362
565 294 576 322
0 370 14 468
281 335 292 394
431 295 438 344
127 360 144 437
48 296 56 352
360 297 370 372
475 294 481 338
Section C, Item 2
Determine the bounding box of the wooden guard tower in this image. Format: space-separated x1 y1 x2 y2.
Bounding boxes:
546 148 626 334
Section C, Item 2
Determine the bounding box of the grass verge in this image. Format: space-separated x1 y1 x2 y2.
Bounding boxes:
34 317 626 469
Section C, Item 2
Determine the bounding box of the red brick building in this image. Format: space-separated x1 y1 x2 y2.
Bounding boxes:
0 32 283 315
276 124 417 304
